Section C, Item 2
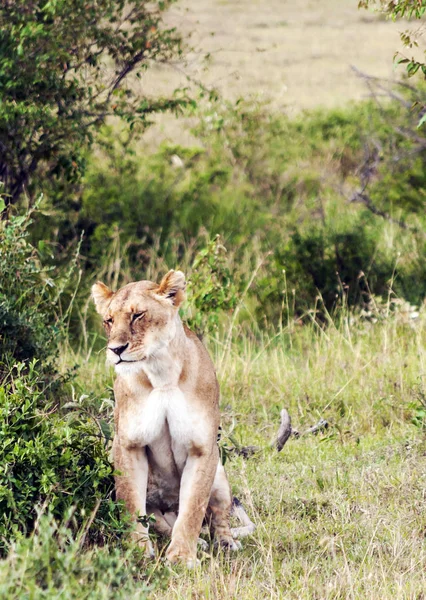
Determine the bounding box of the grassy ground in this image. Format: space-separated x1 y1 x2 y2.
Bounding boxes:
5 303 423 599
156 306 426 599
162 433 426 599
216 318 425 598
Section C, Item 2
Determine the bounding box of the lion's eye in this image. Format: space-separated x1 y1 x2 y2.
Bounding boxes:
103 317 113 326
131 311 145 323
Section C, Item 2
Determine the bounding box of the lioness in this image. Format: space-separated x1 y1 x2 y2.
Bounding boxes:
92 270 253 565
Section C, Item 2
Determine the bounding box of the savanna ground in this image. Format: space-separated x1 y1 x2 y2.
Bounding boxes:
143 0 404 145
162 0 403 109
126 305 426 598
4 306 426 599
1 0 426 598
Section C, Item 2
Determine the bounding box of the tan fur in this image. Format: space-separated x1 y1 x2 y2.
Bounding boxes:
92 270 237 565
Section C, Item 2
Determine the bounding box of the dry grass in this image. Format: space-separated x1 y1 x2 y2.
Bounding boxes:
137 0 405 145
172 0 402 110
158 435 426 599
65 302 426 599
146 310 426 598
4 299 425 598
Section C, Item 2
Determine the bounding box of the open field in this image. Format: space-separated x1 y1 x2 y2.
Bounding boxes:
169 0 402 110
141 0 406 143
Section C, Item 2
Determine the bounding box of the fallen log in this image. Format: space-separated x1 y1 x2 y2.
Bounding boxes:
276 408 292 451
276 410 329 452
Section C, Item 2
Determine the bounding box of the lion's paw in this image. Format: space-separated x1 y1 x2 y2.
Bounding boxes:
215 535 242 552
165 540 198 567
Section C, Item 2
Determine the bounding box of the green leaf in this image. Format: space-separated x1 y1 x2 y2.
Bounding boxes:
417 112 426 128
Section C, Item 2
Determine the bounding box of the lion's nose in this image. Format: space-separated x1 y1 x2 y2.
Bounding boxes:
109 343 129 356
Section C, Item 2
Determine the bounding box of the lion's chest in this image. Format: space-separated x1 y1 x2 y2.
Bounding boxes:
122 387 195 468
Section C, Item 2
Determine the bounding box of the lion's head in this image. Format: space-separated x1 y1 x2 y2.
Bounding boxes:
92 270 186 373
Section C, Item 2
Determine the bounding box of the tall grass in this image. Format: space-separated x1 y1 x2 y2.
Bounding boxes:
153 304 426 598
17 295 421 600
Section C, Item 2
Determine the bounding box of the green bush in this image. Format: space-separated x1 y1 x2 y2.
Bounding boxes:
0 203 63 378
0 204 126 554
78 130 260 265
0 361 120 554
0 512 167 599
29 91 426 328
184 235 240 336
257 212 426 323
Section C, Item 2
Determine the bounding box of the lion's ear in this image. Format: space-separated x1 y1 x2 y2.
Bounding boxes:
156 270 186 308
91 281 113 315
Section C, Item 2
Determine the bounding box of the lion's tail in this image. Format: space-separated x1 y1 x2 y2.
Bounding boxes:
230 496 256 539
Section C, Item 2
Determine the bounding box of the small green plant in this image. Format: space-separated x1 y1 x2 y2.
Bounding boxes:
184 235 240 336
409 384 426 430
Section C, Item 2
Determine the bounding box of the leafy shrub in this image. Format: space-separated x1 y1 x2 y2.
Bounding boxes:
184 235 240 336
0 0 186 204
32 90 426 328
256 211 426 323
0 513 167 598
0 203 125 554
0 202 63 379
0 361 121 554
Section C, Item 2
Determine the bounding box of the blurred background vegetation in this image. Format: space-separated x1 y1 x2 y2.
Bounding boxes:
0 0 426 596
2 0 425 334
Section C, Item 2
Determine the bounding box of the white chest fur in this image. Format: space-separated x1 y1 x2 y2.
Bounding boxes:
124 387 196 460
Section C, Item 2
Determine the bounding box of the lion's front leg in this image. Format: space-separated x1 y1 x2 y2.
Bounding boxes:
206 461 240 550
114 439 154 558
165 446 217 565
